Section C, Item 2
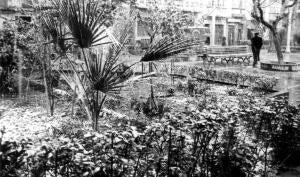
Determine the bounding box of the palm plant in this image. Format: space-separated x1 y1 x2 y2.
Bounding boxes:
139 37 198 113
41 0 111 126
60 14 134 130
46 0 200 130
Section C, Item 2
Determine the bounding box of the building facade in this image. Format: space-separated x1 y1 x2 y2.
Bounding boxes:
202 0 253 45
292 1 300 46
135 0 254 46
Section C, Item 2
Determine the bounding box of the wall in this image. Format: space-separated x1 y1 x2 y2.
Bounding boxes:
292 7 300 45
0 0 8 8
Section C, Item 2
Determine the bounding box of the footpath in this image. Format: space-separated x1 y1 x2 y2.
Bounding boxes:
223 50 300 106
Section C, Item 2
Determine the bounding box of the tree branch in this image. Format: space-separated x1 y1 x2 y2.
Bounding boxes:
285 0 298 8
274 0 298 26
251 0 273 30
274 12 288 26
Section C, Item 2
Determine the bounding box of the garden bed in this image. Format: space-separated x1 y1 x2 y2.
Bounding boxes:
1 75 299 177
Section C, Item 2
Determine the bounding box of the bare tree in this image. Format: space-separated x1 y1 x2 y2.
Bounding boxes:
251 0 298 64
137 0 193 43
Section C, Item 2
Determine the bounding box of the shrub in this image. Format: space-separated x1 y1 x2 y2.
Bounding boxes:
187 78 197 96
0 127 29 177
130 97 144 116
253 77 278 92
105 97 122 110
227 87 239 96
175 80 185 92
166 87 175 96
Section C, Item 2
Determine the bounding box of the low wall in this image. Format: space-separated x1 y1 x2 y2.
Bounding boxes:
261 62 300 72
150 63 279 91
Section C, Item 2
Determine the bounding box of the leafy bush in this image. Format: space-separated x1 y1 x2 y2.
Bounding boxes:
2 87 300 176
227 87 239 96
166 87 175 96
105 97 122 110
175 80 185 92
130 97 144 116
253 77 278 91
187 78 197 96
0 128 29 177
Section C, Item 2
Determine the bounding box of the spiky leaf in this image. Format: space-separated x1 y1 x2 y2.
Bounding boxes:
140 37 200 62
55 0 110 48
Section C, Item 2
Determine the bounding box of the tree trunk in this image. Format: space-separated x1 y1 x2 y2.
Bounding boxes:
42 46 55 116
271 29 284 64
149 62 157 111
18 50 22 99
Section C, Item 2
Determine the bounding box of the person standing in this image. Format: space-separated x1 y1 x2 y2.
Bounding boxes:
205 36 210 45
222 36 227 46
251 32 263 67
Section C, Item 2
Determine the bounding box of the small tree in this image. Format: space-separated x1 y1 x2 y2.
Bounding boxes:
137 0 193 43
251 0 298 64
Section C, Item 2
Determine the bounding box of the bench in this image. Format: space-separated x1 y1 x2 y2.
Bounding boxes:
174 43 205 62
174 50 191 62
199 45 252 66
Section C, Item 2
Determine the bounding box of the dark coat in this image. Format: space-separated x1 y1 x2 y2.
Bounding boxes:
251 36 263 49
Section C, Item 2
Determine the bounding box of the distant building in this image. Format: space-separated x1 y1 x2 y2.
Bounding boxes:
0 0 51 28
292 1 300 46
134 0 254 46
202 0 253 46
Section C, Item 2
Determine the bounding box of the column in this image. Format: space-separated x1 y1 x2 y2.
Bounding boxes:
286 7 293 53
234 24 238 45
223 20 228 40
211 14 216 45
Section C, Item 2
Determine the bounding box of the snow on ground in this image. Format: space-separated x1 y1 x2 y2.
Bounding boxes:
0 100 69 142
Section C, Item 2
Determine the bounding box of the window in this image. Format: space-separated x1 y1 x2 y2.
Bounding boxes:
232 0 242 9
217 0 224 7
208 0 224 8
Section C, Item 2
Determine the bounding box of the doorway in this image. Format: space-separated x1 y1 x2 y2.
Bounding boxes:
228 25 235 45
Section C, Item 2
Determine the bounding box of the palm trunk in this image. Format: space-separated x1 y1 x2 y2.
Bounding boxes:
92 93 106 131
42 45 55 116
149 62 157 111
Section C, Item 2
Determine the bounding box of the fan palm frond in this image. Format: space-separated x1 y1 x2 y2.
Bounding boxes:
41 12 70 53
60 71 93 120
86 22 133 94
140 37 200 62
55 0 110 48
89 58 133 93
